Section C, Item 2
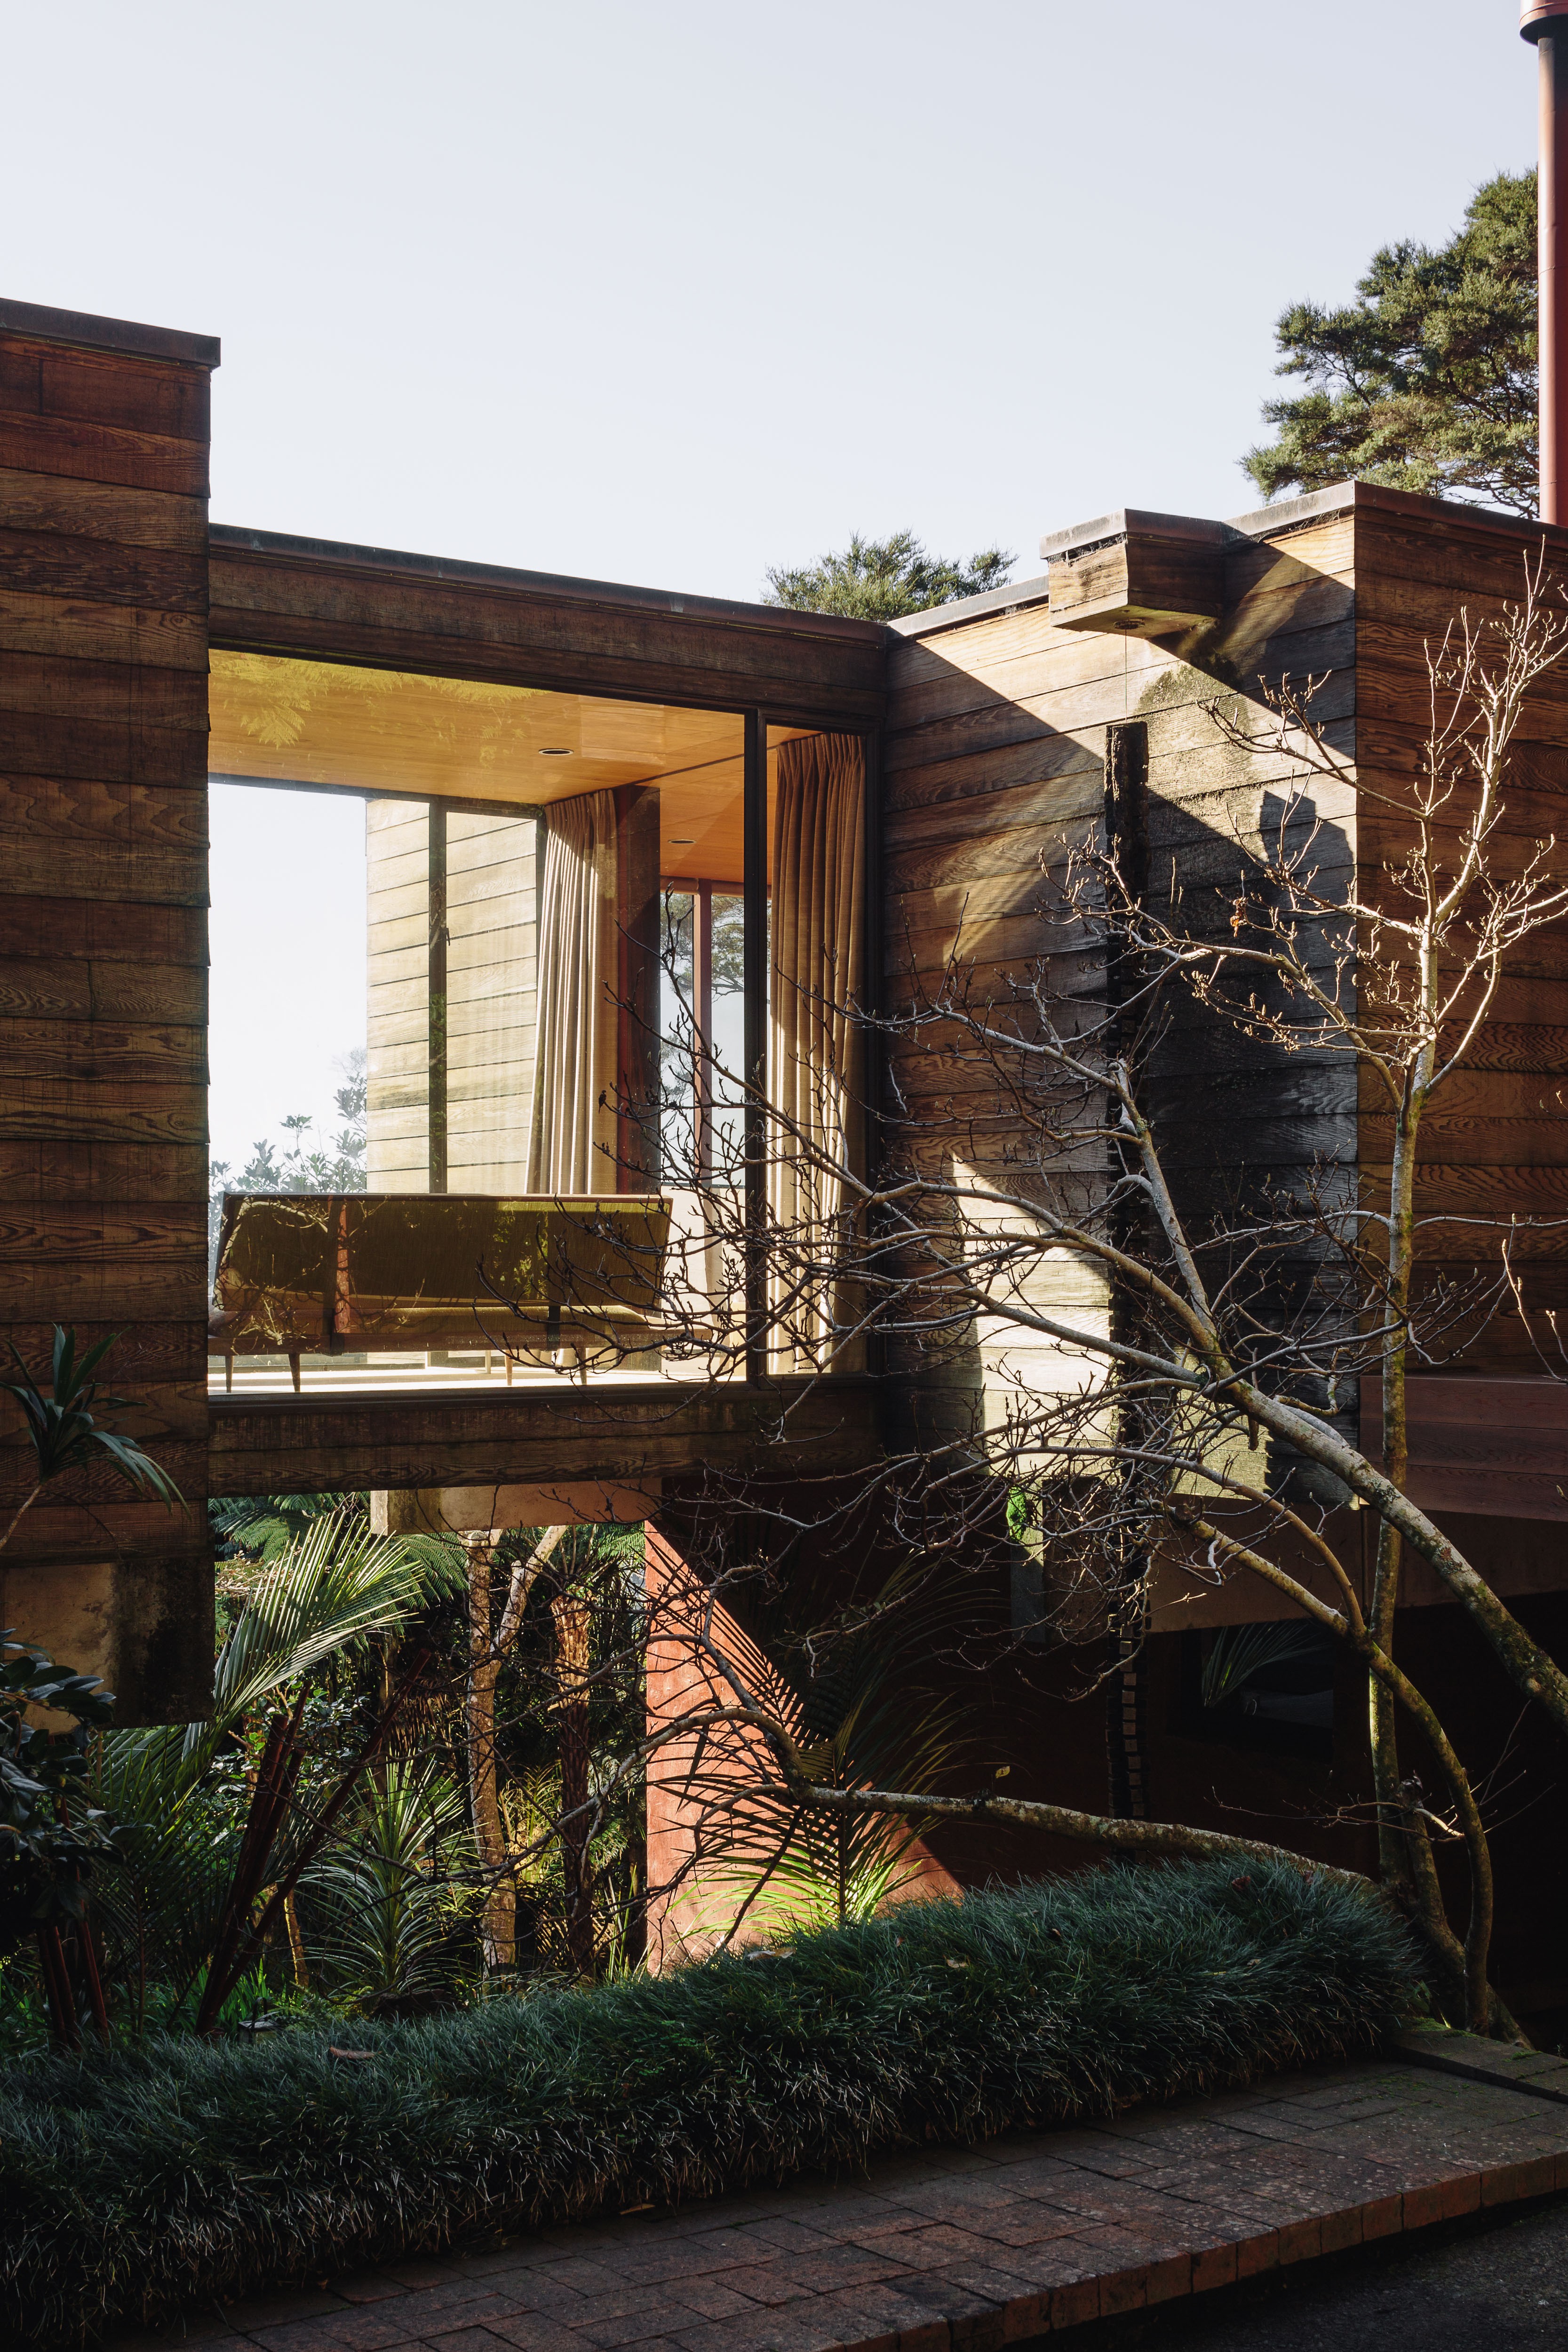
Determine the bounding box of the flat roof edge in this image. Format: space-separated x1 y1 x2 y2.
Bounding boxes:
208 524 890 644
0 296 219 368
1039 481 1565 567
889 573 1052 640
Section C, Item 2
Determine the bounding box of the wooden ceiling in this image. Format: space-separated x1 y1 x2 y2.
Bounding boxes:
208 652 810 884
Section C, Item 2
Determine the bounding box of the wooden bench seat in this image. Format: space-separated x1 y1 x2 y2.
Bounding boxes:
210 1192 673 1390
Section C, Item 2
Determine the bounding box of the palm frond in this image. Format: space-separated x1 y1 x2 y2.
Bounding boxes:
204 1512 445 1748
1 1327 182 1511
1202 1621 1325 1710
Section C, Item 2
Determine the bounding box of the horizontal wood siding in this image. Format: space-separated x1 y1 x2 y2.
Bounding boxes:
447 806 537 1192
881 513 1359 1439
366 796 429 1189
0 319 214 1719
366 800 539 1194
1354 495 1568 1382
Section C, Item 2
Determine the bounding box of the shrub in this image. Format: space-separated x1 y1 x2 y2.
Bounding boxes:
0 1858 1420 2346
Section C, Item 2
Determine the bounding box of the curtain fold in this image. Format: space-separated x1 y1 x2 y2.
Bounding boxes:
767 733 866 1367
526 789 617 1195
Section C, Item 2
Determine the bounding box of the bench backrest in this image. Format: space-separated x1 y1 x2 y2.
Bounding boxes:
213 1192 672 1354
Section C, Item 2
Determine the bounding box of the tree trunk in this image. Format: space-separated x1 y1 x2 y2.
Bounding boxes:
553 1590 595 1976
284 1890 310 1990
465 1536 515 1971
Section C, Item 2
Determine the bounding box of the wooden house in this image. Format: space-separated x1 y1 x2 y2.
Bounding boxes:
3 293 1567 1994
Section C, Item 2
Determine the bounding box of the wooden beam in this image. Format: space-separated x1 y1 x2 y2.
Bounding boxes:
207 1375 880 1497
208 531 889 728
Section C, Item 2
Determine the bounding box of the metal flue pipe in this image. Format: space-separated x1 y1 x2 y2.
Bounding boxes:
1524 1 1568 521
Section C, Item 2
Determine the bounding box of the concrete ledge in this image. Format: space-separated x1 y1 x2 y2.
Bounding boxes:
1394 2024 1568 2105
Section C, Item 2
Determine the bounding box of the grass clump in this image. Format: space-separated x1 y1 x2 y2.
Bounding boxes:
0 1858 1419 2347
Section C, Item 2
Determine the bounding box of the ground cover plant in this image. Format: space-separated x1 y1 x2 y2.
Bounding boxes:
0 1856 1420 2348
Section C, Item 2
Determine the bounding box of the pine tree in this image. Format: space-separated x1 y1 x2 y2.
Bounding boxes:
1245 171 1538 516
764 530 1013 620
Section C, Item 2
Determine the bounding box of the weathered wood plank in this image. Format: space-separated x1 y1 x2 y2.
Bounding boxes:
0 650 207 728
0 705 207 784
0 1084 205 1146
0 894 206 962
0 337 210 442
0 954 205 1023
206 1377 880 1498
887 576 1352 736
0 830 207 906
1363 1113 1568 1168
0 776 205 845
0 1140 206 1201
0 311 214 1703
0 468 207 551
0 586 208 669
0 409 208 497
1354 506 1568 610
0 1016 206 1085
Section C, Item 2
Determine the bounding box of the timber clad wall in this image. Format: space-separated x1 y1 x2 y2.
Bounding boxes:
447 807 538 1193
1353 495 1568 1379
9 286 1568 1731
880 495 1360 1449
0 302 216 1719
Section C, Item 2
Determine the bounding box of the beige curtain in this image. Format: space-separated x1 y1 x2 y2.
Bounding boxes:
767 733 866 1366
526 790 617 1195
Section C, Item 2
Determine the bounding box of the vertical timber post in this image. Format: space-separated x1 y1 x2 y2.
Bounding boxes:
428 801 449 1193
1524 1 1568 521
860 725 884 1384
693 879 713 1186
1104 719 1151 1821
743 710 768 1382
613 781 662 1192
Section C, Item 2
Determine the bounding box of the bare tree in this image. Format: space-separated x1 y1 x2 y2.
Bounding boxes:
552 554 1568 2036
472 560 1568 2032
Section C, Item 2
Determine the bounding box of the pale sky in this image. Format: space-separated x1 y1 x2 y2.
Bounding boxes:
0 1 1539 1168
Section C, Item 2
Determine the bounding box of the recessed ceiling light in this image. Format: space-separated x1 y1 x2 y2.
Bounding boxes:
538 746 574 756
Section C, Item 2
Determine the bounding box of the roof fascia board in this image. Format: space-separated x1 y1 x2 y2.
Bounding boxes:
0 295 219 369
209 524 888 648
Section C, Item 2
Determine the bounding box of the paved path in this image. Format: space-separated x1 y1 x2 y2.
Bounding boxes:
117 2036 1568 2352
1148 2193 1568 2347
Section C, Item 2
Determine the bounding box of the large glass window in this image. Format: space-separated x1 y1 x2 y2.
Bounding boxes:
206 653 751 1394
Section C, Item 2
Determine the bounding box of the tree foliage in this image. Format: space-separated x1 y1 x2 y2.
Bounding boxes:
1244 170 1538 516
764 529 1014 621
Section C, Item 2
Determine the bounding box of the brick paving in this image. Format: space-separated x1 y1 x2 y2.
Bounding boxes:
112 2036 1568 2352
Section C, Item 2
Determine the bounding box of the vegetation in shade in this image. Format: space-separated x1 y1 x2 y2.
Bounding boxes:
0 1858 1420 2348
685 1565 970 1938
1 1327 183 1544
763 529 1014 620
0 1495 652 2053
1244 169 1538 515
